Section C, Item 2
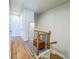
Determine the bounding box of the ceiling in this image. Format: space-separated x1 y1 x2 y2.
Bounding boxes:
10 0 69 14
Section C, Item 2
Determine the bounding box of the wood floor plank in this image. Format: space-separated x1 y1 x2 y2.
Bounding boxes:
11 36 36 59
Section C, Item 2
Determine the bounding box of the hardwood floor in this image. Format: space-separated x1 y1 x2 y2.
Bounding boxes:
50 53 63 59
11 36 36 59
11 36 63 59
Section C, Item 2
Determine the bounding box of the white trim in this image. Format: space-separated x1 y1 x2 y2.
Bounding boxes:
35 49 50 58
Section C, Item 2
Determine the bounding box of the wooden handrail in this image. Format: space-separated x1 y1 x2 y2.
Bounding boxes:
34 29 51 55
34 30 50 34
49 41 57 44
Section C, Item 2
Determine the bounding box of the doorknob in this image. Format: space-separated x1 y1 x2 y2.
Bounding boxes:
10 30 12 32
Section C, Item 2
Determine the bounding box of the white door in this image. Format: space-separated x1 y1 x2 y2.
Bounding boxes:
28 22 34 40
10 14 21 38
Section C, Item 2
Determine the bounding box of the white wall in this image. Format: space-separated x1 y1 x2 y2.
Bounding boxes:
10 9 34 41
21 9 34 41
37 2 70 58
34 13 38 26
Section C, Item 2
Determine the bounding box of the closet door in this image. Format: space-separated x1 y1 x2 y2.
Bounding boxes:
28 22 34 40
10 14 21 38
